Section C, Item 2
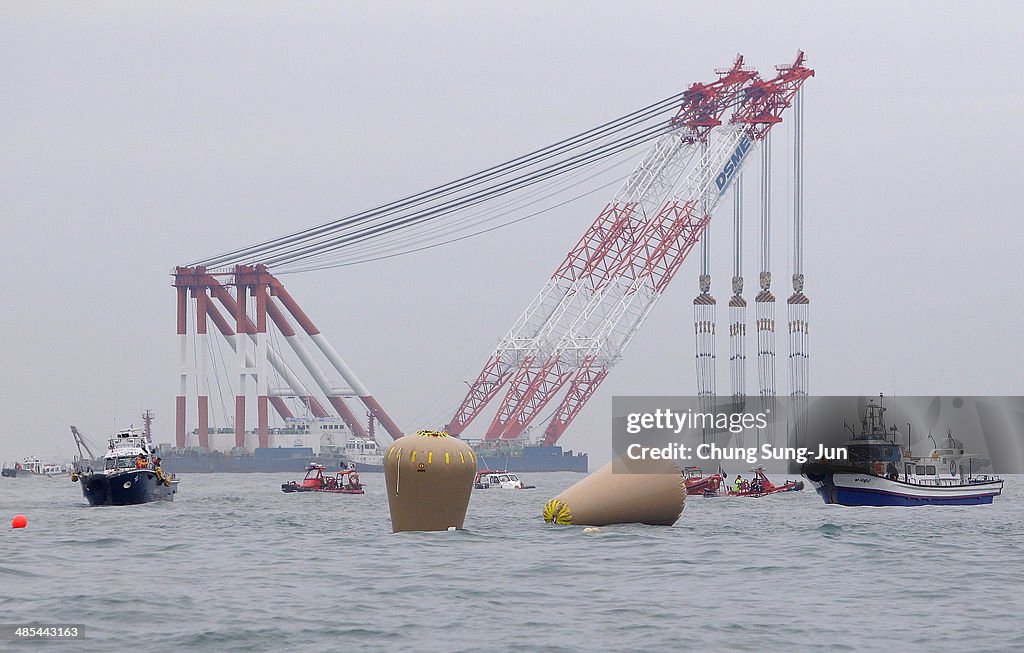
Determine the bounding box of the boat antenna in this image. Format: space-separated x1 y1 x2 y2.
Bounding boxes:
906 422 912 458
142 410 155 444
843 420 856 436
927 432 937 450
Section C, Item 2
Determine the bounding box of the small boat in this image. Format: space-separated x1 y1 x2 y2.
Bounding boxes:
2 457 69 478
801 397 1003 506
339 436 385 472
281 463 364 494
74 427 178 505
727 466 804 497
473 469 535 489
682 466 725 496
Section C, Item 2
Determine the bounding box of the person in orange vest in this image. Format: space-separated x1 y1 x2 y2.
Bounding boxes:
135 453 147 469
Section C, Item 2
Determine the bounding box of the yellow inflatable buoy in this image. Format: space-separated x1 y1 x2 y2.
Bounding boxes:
543 456 686 527
383 430 477 533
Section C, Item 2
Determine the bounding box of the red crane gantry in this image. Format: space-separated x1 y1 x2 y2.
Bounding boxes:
446 53 813 445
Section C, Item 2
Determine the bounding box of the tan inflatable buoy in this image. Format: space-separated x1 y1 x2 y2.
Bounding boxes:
543 456 686 527
383 430 477 533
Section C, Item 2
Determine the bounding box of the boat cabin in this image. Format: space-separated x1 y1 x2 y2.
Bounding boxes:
844 410 993 487
301 463 327 488
682 466 707 480
343 437 384 467
474 470 524 489
900 433 981 486
103 428 154 472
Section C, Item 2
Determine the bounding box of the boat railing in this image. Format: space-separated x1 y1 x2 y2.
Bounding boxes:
907 475 1001 487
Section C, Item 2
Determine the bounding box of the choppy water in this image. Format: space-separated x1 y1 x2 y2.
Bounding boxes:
1 472 1022 652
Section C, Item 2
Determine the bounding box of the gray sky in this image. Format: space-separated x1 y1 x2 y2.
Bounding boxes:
2 1 1023 465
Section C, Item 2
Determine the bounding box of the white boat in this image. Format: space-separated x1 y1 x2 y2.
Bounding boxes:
1 456 69 478
802 398 1003 506
473 469 535 489
340 437 384 472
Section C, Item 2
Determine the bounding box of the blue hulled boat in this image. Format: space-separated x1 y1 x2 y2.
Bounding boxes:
801 398 1002 507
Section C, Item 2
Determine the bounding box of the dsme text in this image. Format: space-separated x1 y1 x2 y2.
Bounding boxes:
715 137 751 194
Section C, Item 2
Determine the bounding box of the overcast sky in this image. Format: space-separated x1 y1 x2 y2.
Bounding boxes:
2 1 1023 465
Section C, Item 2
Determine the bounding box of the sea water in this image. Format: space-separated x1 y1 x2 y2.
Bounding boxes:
1 472 1022 652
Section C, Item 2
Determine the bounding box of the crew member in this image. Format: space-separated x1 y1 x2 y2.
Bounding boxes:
885 461 899 480
733 475 743 493
136 453 147 469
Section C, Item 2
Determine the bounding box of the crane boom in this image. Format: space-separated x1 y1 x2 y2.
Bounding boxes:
534 54 814 444
447 56 758 437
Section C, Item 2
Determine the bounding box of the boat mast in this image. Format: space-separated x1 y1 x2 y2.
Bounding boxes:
142 409 155 444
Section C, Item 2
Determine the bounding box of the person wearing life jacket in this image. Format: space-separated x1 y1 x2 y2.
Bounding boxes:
733 475 743 493
135 454 147 469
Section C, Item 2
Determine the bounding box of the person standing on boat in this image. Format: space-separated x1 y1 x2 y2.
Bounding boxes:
135 453 147 469
733 475 743 493
885 461 899 480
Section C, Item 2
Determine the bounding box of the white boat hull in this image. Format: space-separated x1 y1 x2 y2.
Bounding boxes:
803 464 1003 506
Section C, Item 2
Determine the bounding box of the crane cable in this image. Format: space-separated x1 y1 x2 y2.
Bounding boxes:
189 90 693 269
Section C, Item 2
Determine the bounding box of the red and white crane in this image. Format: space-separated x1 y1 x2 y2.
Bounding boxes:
174 53 812 452
448 53 813 445
446 57 761 439
174 265 403 448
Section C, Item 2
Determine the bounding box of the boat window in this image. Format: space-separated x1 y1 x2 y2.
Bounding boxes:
509 474 519 481
105 458 117 470
915 465 926 475
498 475 510 482
488 476 499 484
926 466 936 475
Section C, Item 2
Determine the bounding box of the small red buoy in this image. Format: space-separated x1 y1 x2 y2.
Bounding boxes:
11 514 27 529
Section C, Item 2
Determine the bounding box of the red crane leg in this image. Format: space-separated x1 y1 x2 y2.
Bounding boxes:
499 358 575 439
204 298 298 423
326 396 367 438
195 286 210 449
234 282 248 449
484 357 537 438
444 354 517 436
175 284 188 448
268 396 294 419
263 293 368 438
255 283 269 449
271 280 396 439
541 363 610 446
